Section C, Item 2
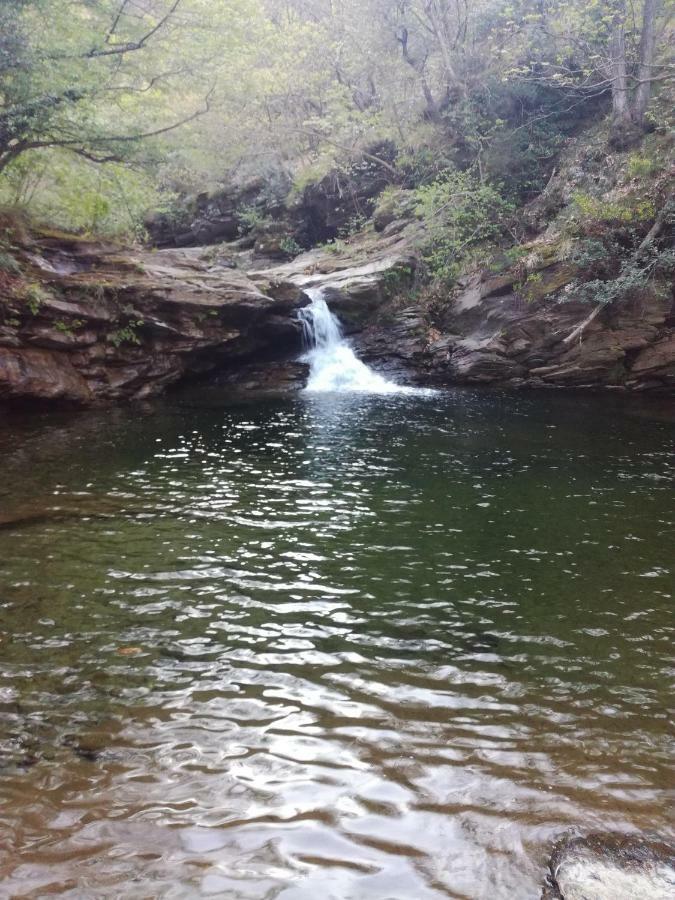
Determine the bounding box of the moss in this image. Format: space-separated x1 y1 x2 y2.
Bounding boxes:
572 191 656 227
517 263 577 301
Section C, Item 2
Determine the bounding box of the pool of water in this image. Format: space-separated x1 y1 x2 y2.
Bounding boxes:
0 387 673 898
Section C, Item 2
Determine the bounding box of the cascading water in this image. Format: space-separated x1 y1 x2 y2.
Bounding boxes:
298 287 420 394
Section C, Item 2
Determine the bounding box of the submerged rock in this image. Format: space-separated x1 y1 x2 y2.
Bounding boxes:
543 833 675 900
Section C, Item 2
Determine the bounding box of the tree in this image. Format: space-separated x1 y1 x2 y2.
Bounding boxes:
0 0 671 236
515 0 672 147
0 0 216 175
607 0 665 144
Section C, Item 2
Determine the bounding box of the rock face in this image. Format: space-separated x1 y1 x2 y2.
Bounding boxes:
291 142 398 245
129 125 675 399
1 212 673 405
354 239 675 393
0 236 302 405
145 146 396 251
542 833 675 900
144 175 292 248
250 221 419 331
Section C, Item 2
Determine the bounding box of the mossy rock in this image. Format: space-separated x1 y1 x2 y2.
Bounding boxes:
373 189 416 232
519 264 577 302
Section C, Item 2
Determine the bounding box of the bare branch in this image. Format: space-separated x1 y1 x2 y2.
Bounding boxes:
105 0 132 45
86 0 183 58
3 89 215 168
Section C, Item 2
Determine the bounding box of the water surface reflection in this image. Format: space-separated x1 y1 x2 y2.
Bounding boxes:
0 389 673 898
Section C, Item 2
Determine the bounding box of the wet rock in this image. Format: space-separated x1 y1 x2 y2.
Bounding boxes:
63 731 125 764
0 239 304 406
250 224 418 331
542 833 675 900
0 347 92 403
215 359 308 394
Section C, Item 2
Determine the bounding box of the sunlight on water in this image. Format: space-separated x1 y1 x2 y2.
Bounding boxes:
0 389 673 898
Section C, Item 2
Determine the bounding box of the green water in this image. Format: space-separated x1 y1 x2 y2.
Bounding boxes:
0 387 673 899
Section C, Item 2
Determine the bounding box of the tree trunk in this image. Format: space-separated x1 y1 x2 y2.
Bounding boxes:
609 14 631 130
420 77 442 122
396 25 442 122
608 6 643 148
632 0 661 127
424 1 467 100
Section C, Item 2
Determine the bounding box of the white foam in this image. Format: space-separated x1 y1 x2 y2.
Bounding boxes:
298 288 423 395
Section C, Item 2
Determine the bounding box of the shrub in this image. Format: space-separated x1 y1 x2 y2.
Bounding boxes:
108 321 143 347
572 192 656 227
236 204 271 234
565 240 674 307
280 236 303 257
626 154 661 179
338 213 368 239
414 168 513 284
23 282 49 315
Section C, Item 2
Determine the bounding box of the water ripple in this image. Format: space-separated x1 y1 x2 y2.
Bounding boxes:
0 389 673 897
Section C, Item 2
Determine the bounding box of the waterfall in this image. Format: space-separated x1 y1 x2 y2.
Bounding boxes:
298 287 418 394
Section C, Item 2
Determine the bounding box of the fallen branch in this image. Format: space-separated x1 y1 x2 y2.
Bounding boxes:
563 304 604 345
638 191 673 251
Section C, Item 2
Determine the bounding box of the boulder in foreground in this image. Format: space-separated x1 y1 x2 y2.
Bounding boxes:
542 833 675 900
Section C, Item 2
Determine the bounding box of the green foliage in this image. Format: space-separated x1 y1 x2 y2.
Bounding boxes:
0 0 670 242
563 200 675 307
0 149 162 238
338 213 369 239
108 321 144 347
279 236 303 257
626 154 661 179
569 259 656 306
518 270 543 300
323 238 348 255
572 192 656 227
414 168 514 283
23 282 49 315
0 218 21 273
397 144 456 187
382 265 414 298
237 204 271 234
54 319 84 336
0 248 21 274
567 237 616 278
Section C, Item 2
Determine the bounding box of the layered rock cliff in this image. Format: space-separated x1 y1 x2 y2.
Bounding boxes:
0 233 300 404
1 124 673 405
0 221 420 405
